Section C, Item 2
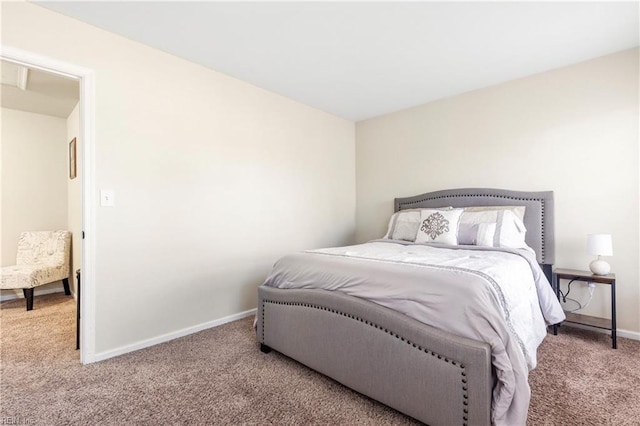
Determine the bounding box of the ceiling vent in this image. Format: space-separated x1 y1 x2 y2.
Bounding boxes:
1 62 29 91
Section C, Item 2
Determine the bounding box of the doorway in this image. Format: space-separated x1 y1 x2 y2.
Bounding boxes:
1 47 95 364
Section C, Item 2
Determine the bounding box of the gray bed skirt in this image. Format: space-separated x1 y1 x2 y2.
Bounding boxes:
257 286 492 425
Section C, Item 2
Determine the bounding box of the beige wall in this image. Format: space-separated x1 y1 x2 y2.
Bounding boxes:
2 3 356 355
356 49 639 335
1 107 69 296
67 102 81 296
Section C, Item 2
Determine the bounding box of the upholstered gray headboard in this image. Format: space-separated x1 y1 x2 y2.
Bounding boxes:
394 188 555 267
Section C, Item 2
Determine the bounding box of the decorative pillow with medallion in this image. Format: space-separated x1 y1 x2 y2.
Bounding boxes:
383 207 452 241
415 208 464 245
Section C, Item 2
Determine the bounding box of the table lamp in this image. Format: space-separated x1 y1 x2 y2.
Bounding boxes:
587 234 613 275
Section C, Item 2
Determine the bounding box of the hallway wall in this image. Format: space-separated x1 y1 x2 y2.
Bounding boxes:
1 107 69 298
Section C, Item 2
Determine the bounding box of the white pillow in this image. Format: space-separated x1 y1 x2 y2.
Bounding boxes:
415 208 464 245
391 211 421 241
383 209 419 240
458 209 527 248
458 222 497 246
462 205 526 221
476 223 497 247
497 210 528 248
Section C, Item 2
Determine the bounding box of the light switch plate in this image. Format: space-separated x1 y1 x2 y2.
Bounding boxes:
100 190 115 207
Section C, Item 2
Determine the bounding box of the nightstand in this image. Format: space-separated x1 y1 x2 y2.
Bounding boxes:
552 268 616 349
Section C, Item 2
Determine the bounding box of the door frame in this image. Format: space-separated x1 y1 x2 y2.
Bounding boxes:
1 46 97 364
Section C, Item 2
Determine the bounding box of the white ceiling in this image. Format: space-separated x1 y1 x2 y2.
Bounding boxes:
1 60 79 118
36 2 639 121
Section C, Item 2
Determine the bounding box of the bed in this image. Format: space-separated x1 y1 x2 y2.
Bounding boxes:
256 188 564 426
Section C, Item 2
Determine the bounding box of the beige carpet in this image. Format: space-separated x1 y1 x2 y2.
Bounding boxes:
1 293 639 425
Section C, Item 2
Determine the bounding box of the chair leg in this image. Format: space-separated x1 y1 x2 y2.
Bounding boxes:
23 289 34 311
63 278 71 296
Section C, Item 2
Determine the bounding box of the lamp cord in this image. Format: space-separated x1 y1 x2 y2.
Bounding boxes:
560 279 595 313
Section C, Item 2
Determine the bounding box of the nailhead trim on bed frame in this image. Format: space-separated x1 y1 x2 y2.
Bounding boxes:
398 193 547 265
262 299 469 425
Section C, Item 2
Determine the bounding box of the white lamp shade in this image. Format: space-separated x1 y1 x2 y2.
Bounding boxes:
587 234 613 256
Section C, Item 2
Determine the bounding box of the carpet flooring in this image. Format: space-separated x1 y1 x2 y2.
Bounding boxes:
1 293 639 425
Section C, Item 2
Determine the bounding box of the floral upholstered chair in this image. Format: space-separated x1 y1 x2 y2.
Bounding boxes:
0 231 72 311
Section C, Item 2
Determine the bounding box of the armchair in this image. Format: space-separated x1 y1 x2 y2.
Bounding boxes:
1 231 72 310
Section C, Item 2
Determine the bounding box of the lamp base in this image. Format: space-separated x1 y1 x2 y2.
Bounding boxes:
589 259 611 275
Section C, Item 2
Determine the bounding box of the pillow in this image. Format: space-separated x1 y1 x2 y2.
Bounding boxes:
497 210 527 248
384 207 452 240
476 223 497 247
391 211 421 241
383 209 419 240
415 208 464 245
458 222 497 246
458 209 527 248
462 205 526 221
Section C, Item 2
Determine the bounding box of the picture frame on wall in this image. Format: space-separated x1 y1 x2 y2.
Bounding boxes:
69 137 77 179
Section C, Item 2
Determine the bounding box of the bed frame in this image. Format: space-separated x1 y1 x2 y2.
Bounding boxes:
257 188 555 426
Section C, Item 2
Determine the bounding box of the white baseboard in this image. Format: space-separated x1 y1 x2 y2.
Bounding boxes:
0 287 67 302
92 308 257 363
561 322 640 341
